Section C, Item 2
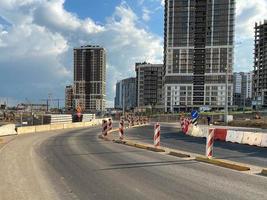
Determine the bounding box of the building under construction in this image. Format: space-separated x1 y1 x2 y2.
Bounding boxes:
253 20 267 107
65 85 73 112
73 45 106 113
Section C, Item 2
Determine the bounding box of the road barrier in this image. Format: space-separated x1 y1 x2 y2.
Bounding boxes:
108 118 113 131
241 132 262 146
16 118 107 135
82 114 95 122
181 118 191 134
35 125 51 133
261 134 267 147
214 129 227 141
119 119 125 140
102 120 108 137
226 130 244 144
191 125 204 137
0 124 17 136
154 123 160 147
206 128 214 158
44 114 72 124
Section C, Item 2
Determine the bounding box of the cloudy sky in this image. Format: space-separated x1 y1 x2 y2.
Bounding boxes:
0 0 266 107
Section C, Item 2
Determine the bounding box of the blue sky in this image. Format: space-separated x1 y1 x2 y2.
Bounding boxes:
0 0 266 107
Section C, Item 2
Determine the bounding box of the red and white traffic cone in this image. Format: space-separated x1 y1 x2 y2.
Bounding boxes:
108 118 113 131
102 120 108 137
154 123 160 147
119 119 124 140
206 128 215 158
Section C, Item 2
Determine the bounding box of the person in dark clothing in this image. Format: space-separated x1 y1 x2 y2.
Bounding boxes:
207 116 211 126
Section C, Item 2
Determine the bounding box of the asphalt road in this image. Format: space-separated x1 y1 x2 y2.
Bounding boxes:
125 124 267 168
0 126 266 200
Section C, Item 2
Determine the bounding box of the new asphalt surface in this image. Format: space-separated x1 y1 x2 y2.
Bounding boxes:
0 125 266 200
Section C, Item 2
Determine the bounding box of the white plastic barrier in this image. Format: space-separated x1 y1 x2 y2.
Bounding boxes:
200 126 209 138
191 126 205 137
260 134 267 147
226 130 244 143
186 124 193 136
241 132 262 146
0 124 17 136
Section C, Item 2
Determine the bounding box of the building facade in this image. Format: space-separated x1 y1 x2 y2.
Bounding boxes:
163 0 235 112
114 77 136 110
253 20 267 107
114 81 122 109
65 85 73 112
73 45 106 113
135 62 163 109
233 72 252 107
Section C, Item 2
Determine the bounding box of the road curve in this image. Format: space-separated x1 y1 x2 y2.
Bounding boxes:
0 126 266 200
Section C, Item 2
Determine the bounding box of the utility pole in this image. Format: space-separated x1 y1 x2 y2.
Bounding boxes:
224 66 229 123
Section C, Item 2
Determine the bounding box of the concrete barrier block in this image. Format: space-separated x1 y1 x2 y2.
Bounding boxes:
63 123 74 129
0 124 17 136
50 124 64 130
17 126 36 134
72 122 84 128
84 122 93 127
35 125 51 132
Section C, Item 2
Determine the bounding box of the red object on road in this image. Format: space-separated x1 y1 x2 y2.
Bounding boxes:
102 120 108 136
181 118 190 134
108 118 113 131
214 129 227 141
206 128 215 158
154 123 160 147
119 119 124 140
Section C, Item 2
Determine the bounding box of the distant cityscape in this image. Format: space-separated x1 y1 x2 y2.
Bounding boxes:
64 1 267 114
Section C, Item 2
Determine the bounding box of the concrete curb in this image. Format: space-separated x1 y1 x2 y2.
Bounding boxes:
195 156 250 171
261 169 267 176
112 138 165 152
134 143 149 150
0 138 3 143
146 146 165 152
169 151 190 158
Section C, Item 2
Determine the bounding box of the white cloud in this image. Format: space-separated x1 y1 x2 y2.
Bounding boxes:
236 0 267 39
234 0 267 72
0 0 163 106
142 7 152 22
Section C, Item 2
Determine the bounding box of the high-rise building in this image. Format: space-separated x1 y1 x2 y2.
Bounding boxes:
253 20 267 107
114 77 136 110
65 85 73 112
73 45 106 113
135 62 163 110
233 72 252 107
114 81 122 109
163 0 235 112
